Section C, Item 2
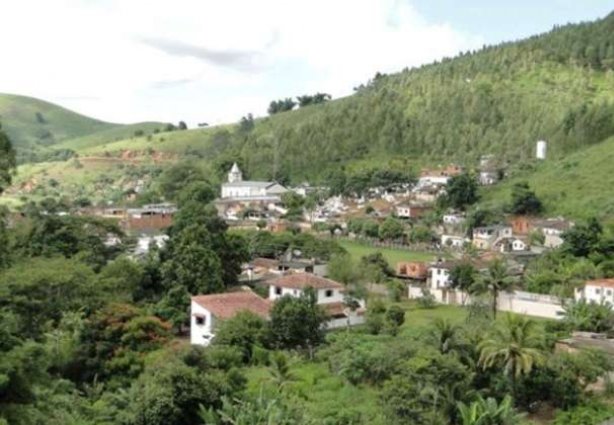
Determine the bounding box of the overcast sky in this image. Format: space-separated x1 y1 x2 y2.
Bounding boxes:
0 0 611 126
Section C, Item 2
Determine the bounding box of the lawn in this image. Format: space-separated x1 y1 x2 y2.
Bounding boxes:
338 239 439 267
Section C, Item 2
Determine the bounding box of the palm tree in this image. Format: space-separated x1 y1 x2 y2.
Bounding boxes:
457 395 524 425
476 259 514 320
432 318 459 354
479 314 545 396
268 352 297 393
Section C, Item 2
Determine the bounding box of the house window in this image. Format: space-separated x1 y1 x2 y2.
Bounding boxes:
275 286 282 295
595 288 601 295
607 290 612 296
325 289 334 298
195 316 206 326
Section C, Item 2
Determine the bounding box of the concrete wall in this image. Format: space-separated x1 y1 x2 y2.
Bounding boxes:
408 286 566 320
326 314 365 329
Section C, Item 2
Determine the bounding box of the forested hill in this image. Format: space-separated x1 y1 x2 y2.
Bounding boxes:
0 93 166 164
2 11 614 213
228 11 614 182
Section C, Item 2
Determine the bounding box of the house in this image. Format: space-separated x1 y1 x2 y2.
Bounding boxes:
191 290 272 346
221 163 288 200
575 278 614 304
396 261 428 280
493 237 530 253
509 216 534 236
441 234 468 249
443 213 465 225
429 261 457 289
396 204 431 219
124 203 176 231
477 155 500 186
472 225 513 250
534 218 574 249
268 273 365 328
412 184 442 203
418 165 463 186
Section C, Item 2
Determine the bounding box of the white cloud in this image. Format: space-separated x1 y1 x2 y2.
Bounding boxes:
0 0 482 126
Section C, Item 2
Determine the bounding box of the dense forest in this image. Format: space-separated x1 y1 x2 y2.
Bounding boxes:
211 11 614 182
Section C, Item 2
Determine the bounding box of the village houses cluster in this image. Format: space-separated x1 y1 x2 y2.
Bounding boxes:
52 155 611 345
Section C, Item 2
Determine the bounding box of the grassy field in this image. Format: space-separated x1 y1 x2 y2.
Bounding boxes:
481 136 614 222
338 239 439 267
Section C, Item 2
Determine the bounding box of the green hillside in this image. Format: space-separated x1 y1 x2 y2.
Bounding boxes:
0 93 168 163
481 135 614 221
2 11 614 217
0 93 116 152
53 122 169 152
62 12 614 182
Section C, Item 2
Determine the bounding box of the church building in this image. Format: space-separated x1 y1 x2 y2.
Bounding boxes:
220 163 287 199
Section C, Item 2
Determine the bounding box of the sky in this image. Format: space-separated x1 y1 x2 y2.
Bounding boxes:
0 0 611 127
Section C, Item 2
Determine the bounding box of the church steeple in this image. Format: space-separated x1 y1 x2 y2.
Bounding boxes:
228 162 243 183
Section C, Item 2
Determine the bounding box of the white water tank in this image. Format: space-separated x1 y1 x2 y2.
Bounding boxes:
536 140 547 160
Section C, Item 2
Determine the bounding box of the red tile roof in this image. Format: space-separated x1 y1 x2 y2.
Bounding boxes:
585 279 614 289
269 273 344 290
192 291 272 319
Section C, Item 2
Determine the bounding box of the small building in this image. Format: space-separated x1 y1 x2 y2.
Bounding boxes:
396 204 431 219
534 218 574 249
268 273 365 328
575 278 614 304
472 225 513 250
190 290 272 346
509 215 534 236
124 203 176 231
494 237 530 253
443 213 465 225
396 261 429 280
429 261 457 290
221 163 288 200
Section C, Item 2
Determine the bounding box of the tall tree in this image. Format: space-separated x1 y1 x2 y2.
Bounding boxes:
441 173 479 211
509 182 543 215
479 314 545 396
0 124 16 194
269 288 327 354
475 259 514 319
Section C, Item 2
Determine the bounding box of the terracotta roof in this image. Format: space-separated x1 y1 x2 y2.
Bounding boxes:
585 279 614 289
251 257 279 269
269 273 344 290
192 291 271 319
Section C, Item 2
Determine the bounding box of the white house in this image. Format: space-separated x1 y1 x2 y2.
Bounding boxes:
443 213 465 225
268 273 365 328
221 163 288 200
535 219 574 249
190 290 272 346
395 204 430 219
494 237 529 253
575 278 614 304
429 261 456 289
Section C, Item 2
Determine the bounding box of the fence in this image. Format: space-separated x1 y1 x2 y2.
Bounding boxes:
333 235 442 254
408 285 568 320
